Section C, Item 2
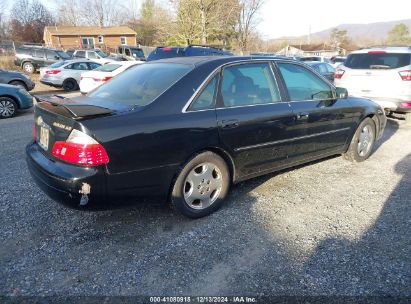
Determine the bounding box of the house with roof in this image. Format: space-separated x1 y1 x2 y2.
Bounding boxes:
43 26 137 51
277 43 346 57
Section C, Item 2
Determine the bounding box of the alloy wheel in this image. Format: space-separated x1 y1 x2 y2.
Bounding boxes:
0 99 16 118
357 125 374 157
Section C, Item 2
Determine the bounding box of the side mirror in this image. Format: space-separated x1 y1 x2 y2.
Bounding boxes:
335 87 348 99
54 56 59 60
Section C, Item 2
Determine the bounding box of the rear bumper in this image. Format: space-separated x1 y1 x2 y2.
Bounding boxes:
358 97 411 113
40 80 62 88
26 141 107 209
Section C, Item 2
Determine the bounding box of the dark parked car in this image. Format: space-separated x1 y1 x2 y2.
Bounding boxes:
0 69 35 91
147 45 232 61
305 61 336 82
14 46 70 73
27 56 386 218
0 84 33 118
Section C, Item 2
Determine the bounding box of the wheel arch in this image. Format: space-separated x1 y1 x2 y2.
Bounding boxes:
167 146 237 202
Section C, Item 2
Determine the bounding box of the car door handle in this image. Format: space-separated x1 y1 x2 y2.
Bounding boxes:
220 119 239 129
296 113 309 120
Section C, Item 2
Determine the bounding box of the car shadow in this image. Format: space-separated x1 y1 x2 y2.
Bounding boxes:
373 118 400 151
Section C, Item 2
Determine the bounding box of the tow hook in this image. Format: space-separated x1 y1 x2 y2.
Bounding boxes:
79 183 91 206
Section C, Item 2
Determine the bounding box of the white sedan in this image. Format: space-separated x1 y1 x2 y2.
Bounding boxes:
79 61 143 94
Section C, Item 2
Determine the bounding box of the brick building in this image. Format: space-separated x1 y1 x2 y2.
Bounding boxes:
43 26 137 51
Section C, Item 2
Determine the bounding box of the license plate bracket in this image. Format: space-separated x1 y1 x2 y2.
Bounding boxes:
39 126 50 150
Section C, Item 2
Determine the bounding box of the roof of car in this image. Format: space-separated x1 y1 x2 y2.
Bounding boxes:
148 56 296 67
352 46 411 54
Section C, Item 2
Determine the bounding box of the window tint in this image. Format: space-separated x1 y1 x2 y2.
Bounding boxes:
57 51 70 59
317 64 328 74
66 62 89 70
49 61 67 68
95 63 121 72
88 63 193 107
345 53 411 69
88 51 97 59
125 49 131 56
88 62 101 70
75 50 86 58
46 50 57 59
220 63 281 107
190 75 219 111
278 63 333 101
33 49 44 58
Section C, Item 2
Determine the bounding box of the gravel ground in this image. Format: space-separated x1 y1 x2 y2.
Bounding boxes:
0 110 410 299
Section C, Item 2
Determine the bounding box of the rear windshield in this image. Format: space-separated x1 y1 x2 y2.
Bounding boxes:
88 63 193 107
345 53 411 69
95 64 122 72
49 61 67 68
57 51 70 59
148 48 185 61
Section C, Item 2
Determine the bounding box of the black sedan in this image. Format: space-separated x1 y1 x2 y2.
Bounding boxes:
0 69 35 91
305 61 336 82
26 56 386 218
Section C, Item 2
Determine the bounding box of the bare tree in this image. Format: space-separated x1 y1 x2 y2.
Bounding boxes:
10 0 54 43
237 0 264 53
57 0 82 26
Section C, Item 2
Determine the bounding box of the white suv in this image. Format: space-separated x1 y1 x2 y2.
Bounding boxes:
334 46 411 122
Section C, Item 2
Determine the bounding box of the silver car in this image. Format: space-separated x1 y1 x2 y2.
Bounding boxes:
39 60 101 91
334 46 411 122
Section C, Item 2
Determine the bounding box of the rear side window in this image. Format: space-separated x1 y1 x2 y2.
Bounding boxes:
46 50 57 59
345 53 411 69
33 49 44 58
189 74 219 111
88 63 193 107
278 63 333 101
49 61 66 68
17 48 31 55
221 63 281 107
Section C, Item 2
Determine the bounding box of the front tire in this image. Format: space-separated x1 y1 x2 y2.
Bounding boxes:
0 97 18 118
171 152 230 218
343 117 376 162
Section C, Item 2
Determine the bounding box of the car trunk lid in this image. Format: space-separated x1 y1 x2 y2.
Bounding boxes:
33 95 129 157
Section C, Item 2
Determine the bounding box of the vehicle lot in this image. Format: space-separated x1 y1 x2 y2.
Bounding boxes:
1 109 410 296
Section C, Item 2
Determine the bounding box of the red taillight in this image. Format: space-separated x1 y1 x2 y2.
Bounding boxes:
92 76 113 82
162 47 172 51
32 123 36 140
46 70 61 75
368 50 386 54
399 70 411 81
400 102 411 108
51 129 109 166
335 69 345 79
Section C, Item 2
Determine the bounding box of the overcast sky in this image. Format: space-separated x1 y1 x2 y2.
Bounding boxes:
258 0 411 39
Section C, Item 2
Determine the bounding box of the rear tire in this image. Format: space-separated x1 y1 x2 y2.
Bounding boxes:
171 151 230 218
343 117 376 162
9 80 27 91
22 62 35 74
0 97 18 118
62 78 78 92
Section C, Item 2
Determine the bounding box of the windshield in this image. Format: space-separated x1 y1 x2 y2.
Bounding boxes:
57 51 70 59
96 50 108 58
345 53 411 69
88 63 193 107
49 61 67 68
95 64 122 72
131 49 145 58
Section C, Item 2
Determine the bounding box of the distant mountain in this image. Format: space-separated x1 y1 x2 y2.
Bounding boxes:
273 19 411 44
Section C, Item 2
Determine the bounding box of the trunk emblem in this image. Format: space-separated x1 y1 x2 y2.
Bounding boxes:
52 122 72 131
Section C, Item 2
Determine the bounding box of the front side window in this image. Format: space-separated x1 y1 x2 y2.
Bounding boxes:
34 49 44 58
189 74 219 111
75 51 86 58
277 63 333 101
220 63 281 107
